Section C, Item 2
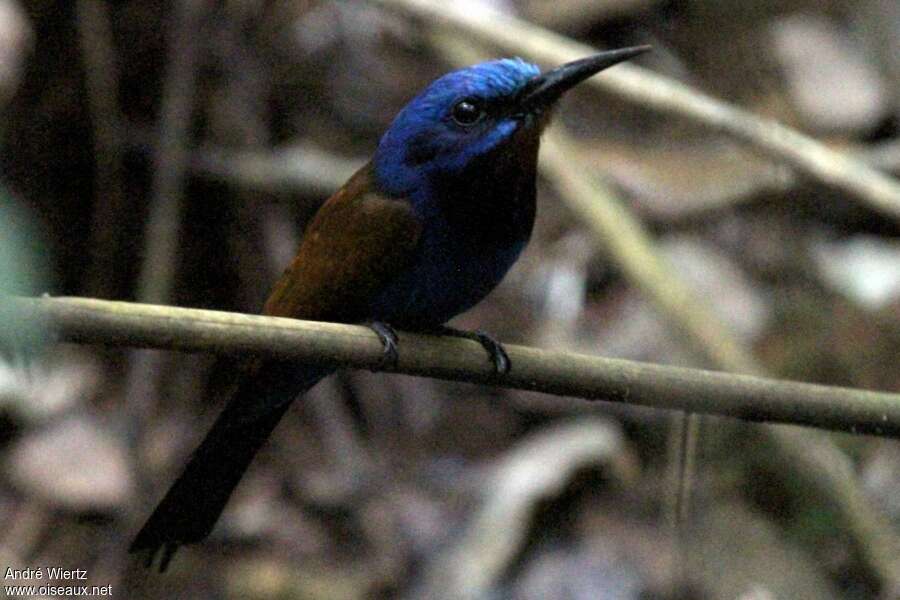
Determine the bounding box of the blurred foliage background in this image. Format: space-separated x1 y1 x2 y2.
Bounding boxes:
0 0 899 598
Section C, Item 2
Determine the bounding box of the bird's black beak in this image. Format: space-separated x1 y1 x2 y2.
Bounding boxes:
518 45 651 114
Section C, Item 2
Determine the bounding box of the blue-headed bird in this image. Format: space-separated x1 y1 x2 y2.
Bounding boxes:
131 46 649 571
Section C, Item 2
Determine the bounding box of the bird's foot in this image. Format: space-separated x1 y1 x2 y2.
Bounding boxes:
433 326 510 374
369 321 400 371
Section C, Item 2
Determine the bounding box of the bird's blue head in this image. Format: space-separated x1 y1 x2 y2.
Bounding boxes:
372 47 650 198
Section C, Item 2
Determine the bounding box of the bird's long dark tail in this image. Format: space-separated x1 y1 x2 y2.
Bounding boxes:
129 359 332 571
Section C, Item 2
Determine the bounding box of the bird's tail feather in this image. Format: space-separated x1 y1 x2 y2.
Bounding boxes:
129 359 331 571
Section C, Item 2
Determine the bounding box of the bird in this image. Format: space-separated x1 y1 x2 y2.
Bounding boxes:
130 45 650 571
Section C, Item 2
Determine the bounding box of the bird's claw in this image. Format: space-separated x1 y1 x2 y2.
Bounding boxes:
369 321 400 371
435 326 510 374
472 330 511 374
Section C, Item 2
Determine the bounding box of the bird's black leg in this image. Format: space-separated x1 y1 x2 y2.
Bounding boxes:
431 326 511 374
369 321 400 371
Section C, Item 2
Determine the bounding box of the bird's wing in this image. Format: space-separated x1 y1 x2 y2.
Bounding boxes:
263 162 421 322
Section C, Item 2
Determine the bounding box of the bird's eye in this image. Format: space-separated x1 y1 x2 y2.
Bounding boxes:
451 99 484 126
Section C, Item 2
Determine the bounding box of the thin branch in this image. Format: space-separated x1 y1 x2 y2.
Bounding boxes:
373 0 900 222
5 296 900 438
138 0 210 304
